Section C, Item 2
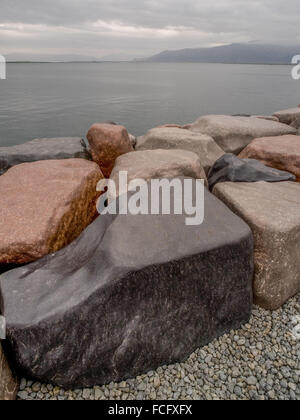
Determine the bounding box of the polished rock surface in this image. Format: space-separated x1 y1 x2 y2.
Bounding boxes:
0 185 253 388
213 181 300 310
208 154 296 190
0 137 91 176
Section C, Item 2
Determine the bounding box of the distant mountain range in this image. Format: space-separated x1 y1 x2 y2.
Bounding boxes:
141 43 300 64
6 53 141 63
6 43 300 64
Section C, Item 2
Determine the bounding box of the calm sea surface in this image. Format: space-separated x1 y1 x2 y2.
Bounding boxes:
0 62 299 147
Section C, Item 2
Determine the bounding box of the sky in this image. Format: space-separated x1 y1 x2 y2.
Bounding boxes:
0 0 300 60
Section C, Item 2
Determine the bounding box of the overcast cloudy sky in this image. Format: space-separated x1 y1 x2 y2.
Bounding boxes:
1 0 300 60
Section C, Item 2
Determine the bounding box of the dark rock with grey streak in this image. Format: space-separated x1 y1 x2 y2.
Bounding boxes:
208 154 296 190
0 137 91 175
0 183 253 389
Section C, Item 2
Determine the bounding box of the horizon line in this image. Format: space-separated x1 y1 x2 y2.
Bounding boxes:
6 60 293 65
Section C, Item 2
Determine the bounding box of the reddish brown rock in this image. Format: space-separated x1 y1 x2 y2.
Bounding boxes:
0 159 103 265
239 135 300 181
87 123 134 177
0 344 18 400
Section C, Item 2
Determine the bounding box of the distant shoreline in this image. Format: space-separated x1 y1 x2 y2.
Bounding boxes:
6 61 294 65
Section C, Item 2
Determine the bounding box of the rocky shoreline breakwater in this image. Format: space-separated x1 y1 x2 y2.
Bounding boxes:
0 106 299 400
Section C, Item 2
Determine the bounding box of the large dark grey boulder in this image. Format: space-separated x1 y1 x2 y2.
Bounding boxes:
208 154 296 190
0 185 253 388
0 137 91 175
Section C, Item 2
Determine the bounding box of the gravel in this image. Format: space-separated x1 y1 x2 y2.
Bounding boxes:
17 294 300 401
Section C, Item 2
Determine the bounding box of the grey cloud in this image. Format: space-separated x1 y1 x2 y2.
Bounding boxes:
0 0 299 58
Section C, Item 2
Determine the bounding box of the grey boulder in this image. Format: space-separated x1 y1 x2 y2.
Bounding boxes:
189 115 297 154
291 116 300 130
0 184 253 388
136 127 224 174
213 181 300 310
109 149 207 199
0 137 91 175
233 115 279 122
273 107 300 125
208 153 296 190
0 344 18 400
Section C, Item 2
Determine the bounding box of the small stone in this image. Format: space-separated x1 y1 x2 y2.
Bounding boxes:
288 382 297 392
137 383 146 392
53 387 60 396
32 382 41 393
94 388 103 400
247 376 258 386
268 390 275 399
17 391 28 400
153 376 161 388
19 378 27 391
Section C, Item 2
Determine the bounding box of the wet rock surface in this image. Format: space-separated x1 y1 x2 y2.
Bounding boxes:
136 127 224 174
239 135 300 181
0 186 253 389
213 181 300 310
0 137 91 176
0 159 103 264
208 154 296 190
189 115 296 155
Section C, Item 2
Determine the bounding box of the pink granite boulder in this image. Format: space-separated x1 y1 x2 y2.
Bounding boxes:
87 123 134 177
0 159 103 264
